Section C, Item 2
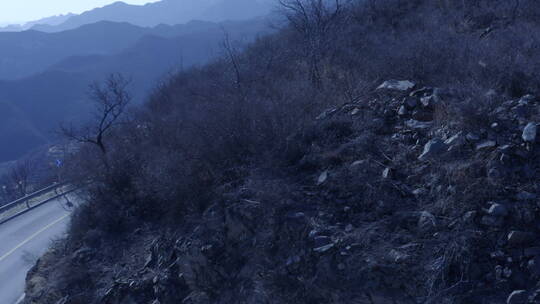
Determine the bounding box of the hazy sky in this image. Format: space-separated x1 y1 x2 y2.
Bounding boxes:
0 0 160 24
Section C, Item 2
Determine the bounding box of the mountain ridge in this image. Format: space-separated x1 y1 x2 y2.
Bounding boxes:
0 17 272 162
9 0 273 33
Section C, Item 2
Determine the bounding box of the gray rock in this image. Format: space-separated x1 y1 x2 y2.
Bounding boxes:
314 243 335 253
420 95 439 107
418 139 447 161
55 297 69 304
410 87 433 98
513 104 530 118
528 256 540 276
522 122 537 142
495 265 503 281
445 132 464 146
398 105 407 116
144 253 154 268
484 88 496 97
317 170 329 185
476 140 497 151
286 255 301 266
418 211 437 231
317 108 337 120
507 290 527 304
350 160 368 168
508 231 535 247
466 133 480 142
382 167 392 179
388 249 410 263
405 119 433 129
491 250 505 260
412 188 427 197
519 94 535 105
503 266 512 278
463 211 477 222
488 203 508 217
377 80 415 91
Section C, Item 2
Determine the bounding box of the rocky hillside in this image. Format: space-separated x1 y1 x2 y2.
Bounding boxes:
25 81 540 304
22 0 540 303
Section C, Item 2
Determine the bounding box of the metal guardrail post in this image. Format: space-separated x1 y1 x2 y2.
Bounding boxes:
0 182 66 213
0 182 78 226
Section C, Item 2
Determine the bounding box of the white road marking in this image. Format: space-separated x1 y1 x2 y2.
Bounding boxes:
0 214 68 263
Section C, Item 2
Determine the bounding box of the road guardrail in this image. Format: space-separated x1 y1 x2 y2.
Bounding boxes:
0 182 77 225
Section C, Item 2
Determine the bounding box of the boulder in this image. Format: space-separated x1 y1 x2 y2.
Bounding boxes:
522 122 537 142
488 203 508 217
314 243 335 253
410 87 433 98
527 256 540 276
476 140 497 151
507 290 527 304
420 95 438 107
317 108 337 120
445 132 464 146
418 139 447 161
466 133 481 142
382 167 393 179
317 170 328 185
398 105 407 116
377 80 415 91
519 94 535 105
405 119 433 130
388 249 410 263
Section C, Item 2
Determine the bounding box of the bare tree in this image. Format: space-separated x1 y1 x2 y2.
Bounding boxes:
279 0 347 87
61 74 131 155
6 158 37 198
221 30 243 92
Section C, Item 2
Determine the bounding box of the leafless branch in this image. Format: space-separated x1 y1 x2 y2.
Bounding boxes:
60 73 131 155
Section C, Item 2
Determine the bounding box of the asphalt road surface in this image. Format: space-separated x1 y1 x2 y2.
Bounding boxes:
0 195 73 304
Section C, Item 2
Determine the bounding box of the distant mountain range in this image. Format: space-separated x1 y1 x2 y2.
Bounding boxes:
0 0 273 33
0 17 273 162
0 0 275 162
0 14 75 32
0 19 249 80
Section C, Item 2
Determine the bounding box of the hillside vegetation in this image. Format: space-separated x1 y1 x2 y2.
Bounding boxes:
24 1 540 303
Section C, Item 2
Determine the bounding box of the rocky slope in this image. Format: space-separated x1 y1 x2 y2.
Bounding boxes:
24 80 540 303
